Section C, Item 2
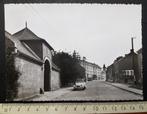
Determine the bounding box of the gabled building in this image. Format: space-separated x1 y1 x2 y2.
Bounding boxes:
6 27 60 100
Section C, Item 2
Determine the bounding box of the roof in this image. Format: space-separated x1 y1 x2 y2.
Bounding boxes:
13 27 54 50
80 60 101 69
113 50 138 65
137 48 142 54
5 32 15 50
6 30 60 69
5 31 42 63
5 31 12 39
13 27 40 40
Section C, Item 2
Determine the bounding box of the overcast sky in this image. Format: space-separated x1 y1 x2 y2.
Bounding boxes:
5 4 142 67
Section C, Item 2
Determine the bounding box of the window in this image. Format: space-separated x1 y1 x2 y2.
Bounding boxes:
124 70 134 76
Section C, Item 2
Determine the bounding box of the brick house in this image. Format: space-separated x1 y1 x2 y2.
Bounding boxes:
5 27 60 100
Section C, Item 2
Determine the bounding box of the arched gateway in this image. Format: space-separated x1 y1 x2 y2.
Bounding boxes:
44 60 51 91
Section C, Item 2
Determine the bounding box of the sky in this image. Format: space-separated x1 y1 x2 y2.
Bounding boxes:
4 4 142 67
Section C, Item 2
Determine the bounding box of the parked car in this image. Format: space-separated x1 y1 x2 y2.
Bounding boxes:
88 77 93 81
73 79 86 90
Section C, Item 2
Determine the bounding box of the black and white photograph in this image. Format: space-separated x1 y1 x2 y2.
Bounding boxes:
4 3 143 101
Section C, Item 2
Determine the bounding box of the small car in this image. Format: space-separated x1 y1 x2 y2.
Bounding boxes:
73 79 86 90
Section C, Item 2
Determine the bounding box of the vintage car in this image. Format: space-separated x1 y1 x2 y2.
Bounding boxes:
73 79 86 90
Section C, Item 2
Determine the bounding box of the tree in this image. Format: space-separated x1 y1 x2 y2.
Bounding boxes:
6 47 20 100
53 51 85 87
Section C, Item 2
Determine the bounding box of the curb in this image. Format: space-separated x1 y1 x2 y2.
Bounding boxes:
104 82 143 96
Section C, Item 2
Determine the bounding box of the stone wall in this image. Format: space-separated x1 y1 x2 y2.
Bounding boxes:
14 57 43 99
42 43 60 91
50 69 60 91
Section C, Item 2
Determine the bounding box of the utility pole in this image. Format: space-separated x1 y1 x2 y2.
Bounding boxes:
25 21 28 28
131 37 135 52
131 37 136 84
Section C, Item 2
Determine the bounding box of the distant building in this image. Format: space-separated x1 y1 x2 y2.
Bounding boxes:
80 60 101 81
5 27 60 100
100 64 106 81
106 49 140 85
106 64 113 82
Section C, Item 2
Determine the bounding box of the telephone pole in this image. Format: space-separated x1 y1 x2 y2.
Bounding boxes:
131 37 136 84
131 37 135 52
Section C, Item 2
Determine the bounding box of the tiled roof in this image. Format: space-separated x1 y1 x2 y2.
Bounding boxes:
13 27 40 40
21 41 41 60
80 60 101 69
6 31 42 62
13 27 54 50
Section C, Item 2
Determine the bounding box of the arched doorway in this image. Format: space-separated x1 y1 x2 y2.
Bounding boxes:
44 60 51 91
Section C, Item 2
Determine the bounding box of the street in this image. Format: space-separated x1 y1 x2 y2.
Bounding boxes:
30 80 143 101
55 81 142 101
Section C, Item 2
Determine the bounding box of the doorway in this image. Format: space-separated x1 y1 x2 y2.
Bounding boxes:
44 60 51 91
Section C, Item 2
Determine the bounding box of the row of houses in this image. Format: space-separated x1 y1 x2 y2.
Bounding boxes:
6 26 61 100
80 60 106 81
106 48 142 87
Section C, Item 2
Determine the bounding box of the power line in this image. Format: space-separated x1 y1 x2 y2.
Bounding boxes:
24 4 51 27
24 3 62 39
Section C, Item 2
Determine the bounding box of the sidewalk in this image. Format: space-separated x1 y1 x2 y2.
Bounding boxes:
105 81 143 96
26 87 73 101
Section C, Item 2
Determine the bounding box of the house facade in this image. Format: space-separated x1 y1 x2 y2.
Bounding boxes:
100 65 106 81
106 64 113 82
5 27 60 100
106 49 142 85
80 60 101 81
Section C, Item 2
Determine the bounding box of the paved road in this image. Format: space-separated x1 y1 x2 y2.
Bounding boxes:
55 80 143 101
29 80 143 101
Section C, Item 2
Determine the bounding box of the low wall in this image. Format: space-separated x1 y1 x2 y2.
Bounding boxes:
50 69 60 91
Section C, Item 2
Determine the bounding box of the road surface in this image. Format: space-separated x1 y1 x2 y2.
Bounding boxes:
55 80 142 101
30 80 143 101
